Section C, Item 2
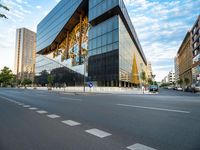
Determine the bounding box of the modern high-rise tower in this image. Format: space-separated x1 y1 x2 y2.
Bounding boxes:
14 28 36 81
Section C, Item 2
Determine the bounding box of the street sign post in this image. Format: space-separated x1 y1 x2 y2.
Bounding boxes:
88 82 93 88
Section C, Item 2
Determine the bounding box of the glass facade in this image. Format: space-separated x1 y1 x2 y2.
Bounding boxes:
89 0 118 21
88 16 118 56
36 0 147 87
36 0 82 52
35 54 84 86
119 17 146 86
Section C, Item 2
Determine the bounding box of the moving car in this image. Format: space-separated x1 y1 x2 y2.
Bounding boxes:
149 85 158 92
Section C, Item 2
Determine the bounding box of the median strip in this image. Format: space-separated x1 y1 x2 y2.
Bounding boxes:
117 104 190 114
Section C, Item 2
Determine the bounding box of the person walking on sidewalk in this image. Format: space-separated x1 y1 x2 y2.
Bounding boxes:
142 85 145 94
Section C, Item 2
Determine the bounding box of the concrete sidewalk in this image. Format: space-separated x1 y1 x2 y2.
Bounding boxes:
24 86 153 95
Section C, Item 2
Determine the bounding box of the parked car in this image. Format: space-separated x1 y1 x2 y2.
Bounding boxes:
149 85 158 92
167 86 173 89
185 86 191 92
173 87 177 90
177 87 183 91
195 86 200 92
190 84 200 93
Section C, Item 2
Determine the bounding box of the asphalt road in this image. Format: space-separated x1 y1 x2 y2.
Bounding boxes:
0 88 200 150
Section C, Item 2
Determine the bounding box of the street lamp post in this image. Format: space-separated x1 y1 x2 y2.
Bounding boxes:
83 56 88 93
152 75 156 92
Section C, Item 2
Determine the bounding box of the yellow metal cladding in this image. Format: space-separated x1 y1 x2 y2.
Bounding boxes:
132 54 140 84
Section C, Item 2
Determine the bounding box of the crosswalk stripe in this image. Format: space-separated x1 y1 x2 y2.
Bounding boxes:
85 128 111 138
127 143 157 150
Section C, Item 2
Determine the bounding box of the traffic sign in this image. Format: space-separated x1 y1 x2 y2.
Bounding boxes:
88 82 93 88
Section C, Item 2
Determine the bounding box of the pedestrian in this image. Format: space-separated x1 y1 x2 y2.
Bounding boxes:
142 85 145 94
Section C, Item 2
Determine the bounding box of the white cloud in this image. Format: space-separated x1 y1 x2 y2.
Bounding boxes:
54 0 60 3
36 5 42 9
15 0 22 4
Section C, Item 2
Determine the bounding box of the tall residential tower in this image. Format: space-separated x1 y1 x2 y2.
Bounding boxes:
14 28 36 81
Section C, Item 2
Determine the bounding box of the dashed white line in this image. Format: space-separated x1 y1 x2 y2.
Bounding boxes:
127 143 157 150
0 96 14 102
85 128 112 138
60 97 82 101
23 105 30 108
37 110 48 114
47 114 60 119
29 107 38 110
62 120 81 126
35 94 47 97
117 104 190 114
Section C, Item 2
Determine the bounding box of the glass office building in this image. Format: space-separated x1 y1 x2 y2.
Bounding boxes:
36 0 147 87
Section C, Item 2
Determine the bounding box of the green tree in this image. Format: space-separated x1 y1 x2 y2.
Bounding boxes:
177 79 183 87
36 70 49 86
0 66 14 87
0 1 9 19
140 70 146 85
16 79 21 86
21 79 32 87
147 78 153 85
47 74 54 87
184 78 190 87
10 74 17 87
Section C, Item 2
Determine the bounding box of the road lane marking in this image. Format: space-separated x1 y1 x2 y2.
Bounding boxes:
18 103 24 105
127 143 157 150
60 97 82 101
35 94 47 97
23 105 30 108
62 120 81 126
47 114 60 119
37 110 48 114
117 104 190 114
29 107 38 110
85 128 112 138
0 96 15 102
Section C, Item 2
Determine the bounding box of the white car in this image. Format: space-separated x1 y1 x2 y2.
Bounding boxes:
167 86 173 89
195 86 200 92
177 87 183 91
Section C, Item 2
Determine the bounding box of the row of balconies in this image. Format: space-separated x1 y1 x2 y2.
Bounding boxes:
192 18 200 35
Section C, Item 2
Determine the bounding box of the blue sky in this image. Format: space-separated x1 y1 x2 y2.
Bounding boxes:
0 0 199 81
